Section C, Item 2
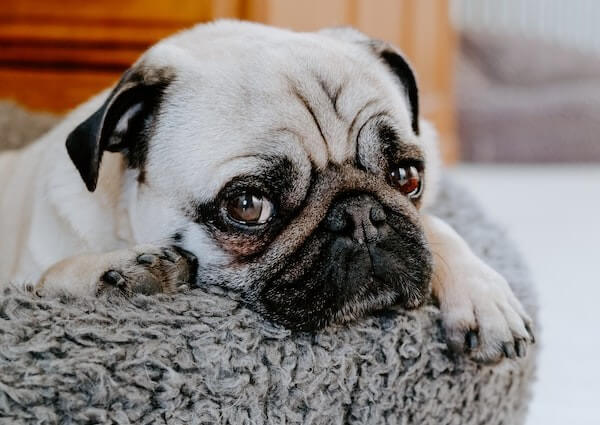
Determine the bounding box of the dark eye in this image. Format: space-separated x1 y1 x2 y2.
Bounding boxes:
225 192 275 225
389 163 422 199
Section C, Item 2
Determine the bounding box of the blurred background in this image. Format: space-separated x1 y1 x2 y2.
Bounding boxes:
0 1 598 423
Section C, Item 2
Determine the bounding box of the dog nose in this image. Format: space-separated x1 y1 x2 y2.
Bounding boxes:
325 194 387 243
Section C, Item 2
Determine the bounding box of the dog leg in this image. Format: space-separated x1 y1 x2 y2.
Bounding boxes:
34 245 197 297
423 215 535 363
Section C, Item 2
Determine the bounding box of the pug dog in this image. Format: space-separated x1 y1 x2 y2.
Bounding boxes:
0 21 533 363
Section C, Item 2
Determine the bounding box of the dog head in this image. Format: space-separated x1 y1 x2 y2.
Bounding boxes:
66 21 439 330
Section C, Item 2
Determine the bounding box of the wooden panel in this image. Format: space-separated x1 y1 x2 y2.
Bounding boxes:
244 0 352 30
0 0 213 23
0 22 180 46
0 45 140 69
0 0 457 161
353 0 412 50
0 0 241 112
0 69 119 112
211 0 243 19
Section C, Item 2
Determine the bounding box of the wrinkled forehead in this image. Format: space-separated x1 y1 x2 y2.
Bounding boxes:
146 33 417 200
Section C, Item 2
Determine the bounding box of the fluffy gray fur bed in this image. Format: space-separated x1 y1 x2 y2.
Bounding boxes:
0 102 537 424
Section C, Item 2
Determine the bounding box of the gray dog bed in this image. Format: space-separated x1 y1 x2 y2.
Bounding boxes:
0 102 537 424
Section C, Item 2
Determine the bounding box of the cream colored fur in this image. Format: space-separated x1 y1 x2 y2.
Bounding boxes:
0 20 532 363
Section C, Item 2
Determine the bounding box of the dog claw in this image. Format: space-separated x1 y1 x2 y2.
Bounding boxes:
525 323 536 344
465 331 479 351
502 342 516 359
160 248 179 263
137 254 158 266
102 270 126 287
515 339 527 358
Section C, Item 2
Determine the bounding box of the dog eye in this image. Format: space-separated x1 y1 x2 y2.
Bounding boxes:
225 192 274 225
389 163 422 199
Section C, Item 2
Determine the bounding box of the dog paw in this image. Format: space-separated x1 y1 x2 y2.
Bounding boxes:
440 262 535 364
36 246 197 297
97 247 198 296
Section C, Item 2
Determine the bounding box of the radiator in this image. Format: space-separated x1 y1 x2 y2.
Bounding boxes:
451 0 600 53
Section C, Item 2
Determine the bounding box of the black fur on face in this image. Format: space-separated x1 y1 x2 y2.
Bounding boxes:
183 121 431 332
190 156 308 260
189 161 432 332
256 187 432 331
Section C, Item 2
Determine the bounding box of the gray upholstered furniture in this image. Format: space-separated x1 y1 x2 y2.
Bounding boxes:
458 30 600 162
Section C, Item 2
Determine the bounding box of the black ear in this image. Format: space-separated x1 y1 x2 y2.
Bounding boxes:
66 66 174 191
376 48 420 136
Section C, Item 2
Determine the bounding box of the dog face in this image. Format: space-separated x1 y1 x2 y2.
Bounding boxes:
67 21 439 330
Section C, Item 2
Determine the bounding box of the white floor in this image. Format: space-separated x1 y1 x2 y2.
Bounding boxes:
449 165 600 425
